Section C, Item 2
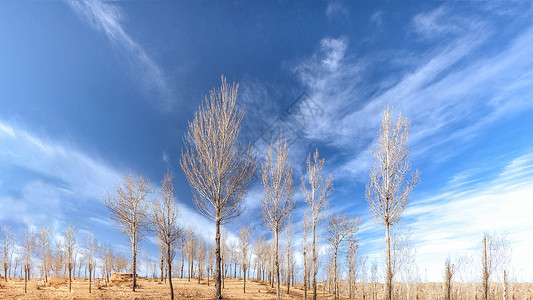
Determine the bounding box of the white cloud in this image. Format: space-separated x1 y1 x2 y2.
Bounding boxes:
68 0 173 111
326 1 348 19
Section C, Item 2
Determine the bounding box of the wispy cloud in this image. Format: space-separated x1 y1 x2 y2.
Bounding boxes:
68 0 173 111
326 1 348 19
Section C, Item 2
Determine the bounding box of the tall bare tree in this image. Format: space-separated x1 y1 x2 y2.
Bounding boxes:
326 212 361 300
152 171 182 300
482 232 508 300
180 75 256 299
82 233 98 293
366 105 420 300
239 225 253 293
38 227 52 285
105 171 152 291
64 225 78 292
2 225 14 281
21 229 36 293
301 149 334 300
261 136 296 300
196 238 206 284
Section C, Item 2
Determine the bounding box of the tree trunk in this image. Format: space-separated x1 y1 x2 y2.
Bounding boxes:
168 245 174 300
161 255 164 282
243 266 246 293
503 269 508 300
304 248 307 300
89 265 92 293
482 236 488 300
275 230 280 300
69 263 72 292
24 266 28 293
386 223 392 300
215 217 222 299
133 233 137 292
334 248 338 300
287 248 291 295
312 224 317 300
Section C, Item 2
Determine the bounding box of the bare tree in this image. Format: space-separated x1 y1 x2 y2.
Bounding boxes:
99 243 114 284
82 233 98 293
152 171 182 300
185 227 196 281
482 232 509 300
326 212 361 300
239 225 253 293
2 225 14 282
261 136 296 300
64 225 78 292
346 231 360 300
38 227 52 285
197 239 205 284
444 257 456 300
284 221 294 295
206 243 214 286
105 171 152 291
301 149 334 300
366 105 420 300
180 75 256 300
21 229 36 293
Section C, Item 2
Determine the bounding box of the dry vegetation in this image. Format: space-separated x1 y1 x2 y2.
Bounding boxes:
1 277 532 299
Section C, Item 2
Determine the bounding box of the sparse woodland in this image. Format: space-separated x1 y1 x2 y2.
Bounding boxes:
0 76 531 300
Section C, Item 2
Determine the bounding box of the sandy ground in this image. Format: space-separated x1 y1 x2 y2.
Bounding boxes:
1 277 532 299
0 277 330 300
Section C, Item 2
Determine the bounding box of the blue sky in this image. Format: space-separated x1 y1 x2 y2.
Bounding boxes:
1 1 532 282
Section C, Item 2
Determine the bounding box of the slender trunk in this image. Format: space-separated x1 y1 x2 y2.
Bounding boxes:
89 265 92 293
287 247 290 295
243 265 246 293
24 266 27 293
69 263 72 292
334 248 338 300
386 223 392 300
482 236 488 300
181 240 184 279
503 269 508 300
275 230 280 300
4 263 7 282
215 217 222 299
132 233 137 292
304 248 307 300
161 255 164 282
168 244 174 300
312 223 317 300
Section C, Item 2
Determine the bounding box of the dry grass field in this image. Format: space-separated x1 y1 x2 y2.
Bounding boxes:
0 276 532 299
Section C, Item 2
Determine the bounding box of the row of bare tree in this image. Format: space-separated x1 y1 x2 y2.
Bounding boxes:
0 76 518 300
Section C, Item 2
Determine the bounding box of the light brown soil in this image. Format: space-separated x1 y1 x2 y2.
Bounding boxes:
0 277 330 299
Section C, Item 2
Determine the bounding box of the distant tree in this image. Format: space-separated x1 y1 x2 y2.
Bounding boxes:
180 75 256 299
21 229 36 293
64 225 78 292
38 227 52 285
2 225 14 281
184 227 196 281
299 212 312 300
197 239 205 284
99 243 114 284
370 260 378 300
284 220 294 295
82 233 98 293
206 243 214 286
152 171 182 300
105 171 152 291
482 232 509 300
366 105 420 300
326 212 361 300
444 257 456 300
261 136 296 300
301 149 334 300
239 225 253 293
346 231 361 300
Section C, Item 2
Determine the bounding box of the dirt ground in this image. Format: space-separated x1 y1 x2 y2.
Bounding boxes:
0 277 332 300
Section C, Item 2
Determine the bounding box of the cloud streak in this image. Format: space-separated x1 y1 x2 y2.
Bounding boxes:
68 0 173 111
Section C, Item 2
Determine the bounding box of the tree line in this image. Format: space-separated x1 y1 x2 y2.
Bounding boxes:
0 75 517 300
